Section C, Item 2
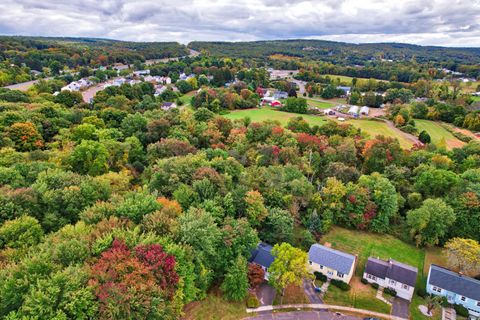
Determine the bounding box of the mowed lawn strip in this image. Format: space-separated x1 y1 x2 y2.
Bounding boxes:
183 289 247 320
415 119 464 149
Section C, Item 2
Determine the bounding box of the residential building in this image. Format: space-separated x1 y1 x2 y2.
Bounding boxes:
360 106 370 115
336 86 351 96
133 70 150 76
249 243 275 280
363 257 418 301
308 244 356 284
273 91 288 99
161 102 177 111
427 265 480 319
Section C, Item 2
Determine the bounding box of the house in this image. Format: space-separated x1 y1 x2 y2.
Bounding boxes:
323 108 335 115
308 244 356 284
360 106 370 115
261 96 275 105
161 102 177 111
249 243 275 280
273 91 288 99
427 265 480 319
133 70 150 76
348 105 359 116
363 257 418 301
337 86 351 96
270 100 282 107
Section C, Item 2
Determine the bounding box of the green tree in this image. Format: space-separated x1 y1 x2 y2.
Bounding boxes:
406 198 456 246
268 243 311 295
0 215 43 249
260 207 294 244
244 190 268 227
445 237 480 274
418 130 431 144
54 90 83 108
68 140 109 176
221 255 249 301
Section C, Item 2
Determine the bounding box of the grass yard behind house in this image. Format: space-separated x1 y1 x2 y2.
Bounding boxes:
183 289 247 320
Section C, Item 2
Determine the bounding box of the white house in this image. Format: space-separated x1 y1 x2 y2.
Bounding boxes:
363 257 418 301
161 102 177 111
360 106 370 115
348 105 359 116
308 244 356 284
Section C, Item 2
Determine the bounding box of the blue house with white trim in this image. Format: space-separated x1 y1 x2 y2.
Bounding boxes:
249 243 275 280
427 264 480 319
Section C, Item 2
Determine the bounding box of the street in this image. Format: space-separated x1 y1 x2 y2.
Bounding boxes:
246 310 361 320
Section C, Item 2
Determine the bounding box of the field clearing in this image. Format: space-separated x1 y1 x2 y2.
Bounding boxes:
415 119 464 149
183 288 247 320
341 119 414 148
224 108 414 148
305 98 335 109
323 74 388 85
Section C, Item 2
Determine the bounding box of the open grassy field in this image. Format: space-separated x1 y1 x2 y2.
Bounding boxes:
342 119 414 148
183 289 247 320
305 98 335 109
415 119 464 149
224 107 413 148
223 107 328 126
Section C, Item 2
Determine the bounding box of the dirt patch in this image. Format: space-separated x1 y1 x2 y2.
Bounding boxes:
350 277 371 293
452 127 480 140
446 139 465 149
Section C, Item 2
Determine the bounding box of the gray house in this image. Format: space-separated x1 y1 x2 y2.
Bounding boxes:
249 243 275 280
363 257 418 301
308 244 356 284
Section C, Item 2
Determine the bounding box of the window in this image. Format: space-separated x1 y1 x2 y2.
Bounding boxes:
337 272 344 278
367 274 377 281
402 284 409 290
320 265 324 270
432 286 442 293
389 279 396 286
461 296 466 302
477 301 480 307
327 271 333 276
308 260 312 265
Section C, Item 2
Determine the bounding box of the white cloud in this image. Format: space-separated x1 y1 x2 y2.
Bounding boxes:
0 0 479 46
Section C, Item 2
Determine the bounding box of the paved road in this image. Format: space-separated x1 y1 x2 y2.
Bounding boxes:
3 77 53 91
246 310 361 320
391 297 409 319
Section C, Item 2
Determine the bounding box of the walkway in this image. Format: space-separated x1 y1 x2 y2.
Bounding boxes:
246 303 407 320
376 287 392 305
245 310 361 320
442 307 456 320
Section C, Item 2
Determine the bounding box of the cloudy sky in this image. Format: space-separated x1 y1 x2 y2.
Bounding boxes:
0 0 479 47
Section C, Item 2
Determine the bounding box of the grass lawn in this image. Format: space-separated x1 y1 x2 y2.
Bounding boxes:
410 295 442 320
183 289 247 320
323 282 391 314
223 107 327 127
224 107 413 148
305 98 335 109
178 91 196 107
472 96 480 102
415 119 464 149
342 119 413 148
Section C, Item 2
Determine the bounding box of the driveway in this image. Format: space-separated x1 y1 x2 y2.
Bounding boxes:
303 279 323 304
256 283 276 306
391 297 410 319
245 310 361 320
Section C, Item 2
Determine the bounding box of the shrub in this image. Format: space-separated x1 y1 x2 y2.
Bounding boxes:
384 287 397 297
416 287 427 298
246 292 260 308
314 272 327 282
440 296 449 308
331 279 351 291
453 304 469 317
361 278 369 285
371 283 380 290
400 124 418 135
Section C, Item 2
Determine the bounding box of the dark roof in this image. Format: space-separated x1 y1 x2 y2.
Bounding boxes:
162 102 175 107
249 243 274 269
365 257 418 287
428 264 480 300
308 244 356 274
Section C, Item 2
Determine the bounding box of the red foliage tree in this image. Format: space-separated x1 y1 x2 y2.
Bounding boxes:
247 263 265 288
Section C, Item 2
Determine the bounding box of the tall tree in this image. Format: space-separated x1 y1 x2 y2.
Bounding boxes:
445 237 480 274
221 255 249 301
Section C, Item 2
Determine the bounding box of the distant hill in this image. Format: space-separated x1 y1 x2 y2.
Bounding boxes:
188 39 480 65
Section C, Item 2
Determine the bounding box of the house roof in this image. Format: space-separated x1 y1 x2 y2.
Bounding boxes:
308 244 356 274
366 257 418 287
428 264 480 301
249 243 274 269
162 102 175 107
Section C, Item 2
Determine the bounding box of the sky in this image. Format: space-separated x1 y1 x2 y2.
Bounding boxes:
0 0 479 47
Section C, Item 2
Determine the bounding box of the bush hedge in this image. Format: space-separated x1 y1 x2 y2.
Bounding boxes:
314 272 328 282
384 287 397 297
331 279 351 291
454 304 469 317
246 293 260 308
416 287 427 298
361 278 369 285
371 283 379 289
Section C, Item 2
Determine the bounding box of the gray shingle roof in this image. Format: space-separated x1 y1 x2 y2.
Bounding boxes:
365 257 418 287
308 244 356 274
249 243 274 269
429 264 480 301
